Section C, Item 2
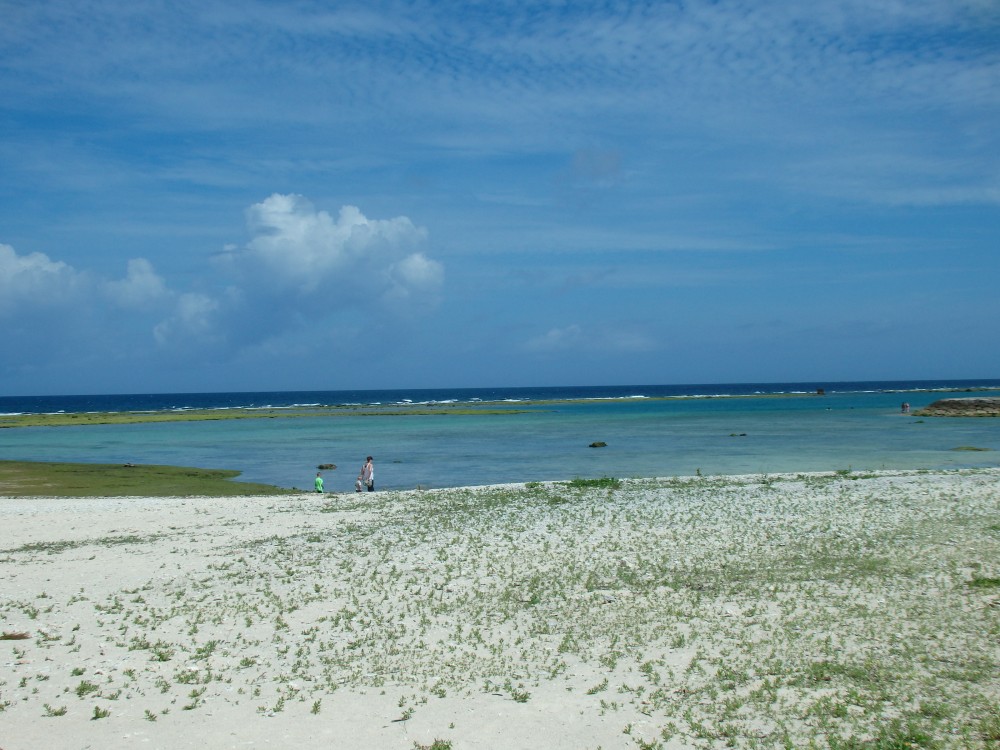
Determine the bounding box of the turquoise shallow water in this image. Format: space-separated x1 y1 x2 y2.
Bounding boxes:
1 384 998 490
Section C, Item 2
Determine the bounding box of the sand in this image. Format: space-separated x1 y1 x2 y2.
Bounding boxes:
2 470 998 749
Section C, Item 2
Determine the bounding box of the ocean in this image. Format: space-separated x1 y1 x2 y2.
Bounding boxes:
1 379 998 491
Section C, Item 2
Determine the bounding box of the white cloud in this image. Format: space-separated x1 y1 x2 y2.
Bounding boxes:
0 245 174 318
4 2 995 218
104 258 170 310
153 292 221 347
0 244 186 379
386 252 444 301
152 194 444 350
1 193 445 363
0 243 85 314
230 193 440 301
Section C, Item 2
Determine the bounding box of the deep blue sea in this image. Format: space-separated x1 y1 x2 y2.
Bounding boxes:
1 380 998 491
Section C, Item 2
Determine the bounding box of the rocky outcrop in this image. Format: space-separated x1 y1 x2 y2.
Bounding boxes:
915 398 1000 417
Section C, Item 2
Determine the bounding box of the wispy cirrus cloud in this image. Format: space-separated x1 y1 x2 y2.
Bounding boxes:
4 1 996 220
6 1 995 128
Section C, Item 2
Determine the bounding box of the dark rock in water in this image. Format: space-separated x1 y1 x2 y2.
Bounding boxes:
589 441 607 448
915 398 1000 417
317 463 336 470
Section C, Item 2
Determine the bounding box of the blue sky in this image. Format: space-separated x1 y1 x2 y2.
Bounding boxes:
1 0 998 395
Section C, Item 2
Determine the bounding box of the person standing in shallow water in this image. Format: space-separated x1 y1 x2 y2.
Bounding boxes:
361 456 374 491
314 472 324 493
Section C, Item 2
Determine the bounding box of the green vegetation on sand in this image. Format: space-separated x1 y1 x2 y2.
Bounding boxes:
0 460 291 497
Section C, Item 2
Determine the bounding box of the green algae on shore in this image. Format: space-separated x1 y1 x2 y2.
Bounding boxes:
916 397 1000 417
0 460 291 497
4 387 999 430
0 392 824 430
0 403 531 429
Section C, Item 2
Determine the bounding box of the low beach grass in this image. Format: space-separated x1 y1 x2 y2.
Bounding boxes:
1 469 997 747
0 460 291 497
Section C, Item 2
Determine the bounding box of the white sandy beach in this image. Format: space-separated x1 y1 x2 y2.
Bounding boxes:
2 470 998 749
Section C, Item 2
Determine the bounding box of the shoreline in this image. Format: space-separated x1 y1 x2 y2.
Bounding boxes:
2 468 998 748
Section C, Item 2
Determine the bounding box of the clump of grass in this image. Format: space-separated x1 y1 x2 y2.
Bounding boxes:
565 477 621 489
979 707 1000 743
586 678 609 694
1 631 30 640
151 642 174 662
74 680 99 698
848 716 940 749
510 687 531 703
968 575 1000 589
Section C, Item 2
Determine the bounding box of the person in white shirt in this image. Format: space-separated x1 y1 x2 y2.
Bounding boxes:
361 456 374 491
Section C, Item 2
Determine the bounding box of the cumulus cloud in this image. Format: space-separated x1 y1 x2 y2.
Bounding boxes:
0 244 172 318
230 193 438 298
153 194 444 350
0 244 171 316
0 243 181 382
0 243 86 314
103 258 170 310
386 252 444 301
1 195 444 375
153 292 221 346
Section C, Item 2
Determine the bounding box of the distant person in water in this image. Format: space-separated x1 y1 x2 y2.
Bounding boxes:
901 402 910 414
314 472 324 493
361 456 374 491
